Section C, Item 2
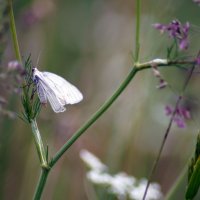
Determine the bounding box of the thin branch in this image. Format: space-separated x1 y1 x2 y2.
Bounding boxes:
7 0 22 63
50 58 195 168
135 0 141 62
31 119 48 169
142 95 182 200
49 67 138 167
33 169 49 200
142 54 199 200
136 58 194 70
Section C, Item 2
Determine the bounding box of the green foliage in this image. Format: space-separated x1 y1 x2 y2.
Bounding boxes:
186 134 200 200
19 55 41 123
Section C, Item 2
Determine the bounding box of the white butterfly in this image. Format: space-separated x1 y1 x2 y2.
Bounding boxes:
32 68 83 113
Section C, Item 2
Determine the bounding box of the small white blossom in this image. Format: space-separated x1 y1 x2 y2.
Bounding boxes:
80 150 163 200
87 171 112 185
109 173 136 200
80 149 107 172
129 179 163 200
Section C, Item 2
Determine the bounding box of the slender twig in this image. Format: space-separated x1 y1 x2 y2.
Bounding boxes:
33 169 49 200
49 59 195 168
182 51 200 91
7 0 22 63
8 2 49 199
135 0 141 62
49 67 138 167
49 59 195 169
142 55 199 200
136 58 194 70
31 119 48 169
142 95 182 200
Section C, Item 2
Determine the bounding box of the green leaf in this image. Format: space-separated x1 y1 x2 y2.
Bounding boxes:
186 133 200 199
186 159 200 199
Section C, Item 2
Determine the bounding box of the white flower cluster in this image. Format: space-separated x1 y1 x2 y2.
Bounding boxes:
80 149 163 200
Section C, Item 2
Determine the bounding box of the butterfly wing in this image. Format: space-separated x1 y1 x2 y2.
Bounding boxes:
33 68 83 113
37 80 66 113
42 72 83 105
37 82 47 104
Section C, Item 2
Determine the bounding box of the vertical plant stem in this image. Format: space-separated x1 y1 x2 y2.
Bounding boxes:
142 95 182 200
135 0 141 62
31 119 48 169
33 67 138 198
32 119 50 199
7 0 22 63
33 169 49 200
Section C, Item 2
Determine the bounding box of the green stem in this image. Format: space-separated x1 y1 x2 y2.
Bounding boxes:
136 59 194 70
49 67 138 167
31 119 48 169
135 0 141 62
8 0 22 63
50 58 195 168
33 67 138 198
33 169 49 200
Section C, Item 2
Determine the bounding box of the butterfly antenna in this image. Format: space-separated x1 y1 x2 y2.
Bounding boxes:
36 50 42 67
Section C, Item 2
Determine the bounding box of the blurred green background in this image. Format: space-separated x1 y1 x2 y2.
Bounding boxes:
0 0 200 199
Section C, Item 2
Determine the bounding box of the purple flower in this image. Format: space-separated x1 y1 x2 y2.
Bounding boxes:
165 105 173 116
180 108 191 119
195 56 200 65
152 66 161 77
156 79 168 89
151 65 168 89
164 105 191 128
7 60 25 76
153 20 190 50
193 0 200 6
8 61 21 71
0 60 27 119
174 117 186 128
